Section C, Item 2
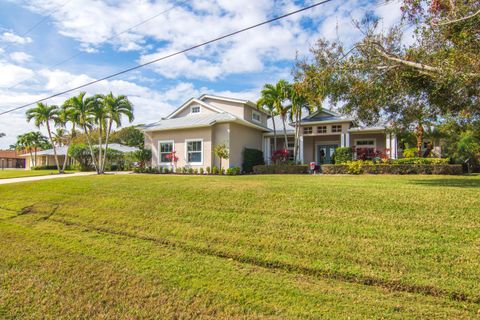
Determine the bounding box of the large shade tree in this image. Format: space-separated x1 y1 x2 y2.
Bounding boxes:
295 0 479 156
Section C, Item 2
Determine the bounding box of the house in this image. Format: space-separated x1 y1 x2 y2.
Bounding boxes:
0 150 26 169
142 94 398 169
20 143 138 169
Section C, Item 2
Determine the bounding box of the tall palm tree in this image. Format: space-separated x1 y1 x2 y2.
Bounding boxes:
257 96 278 151
63 92 99 172
15 132 49 167
99 92 134 172
89 94 108 173
259 80 290 150
26 103 62 172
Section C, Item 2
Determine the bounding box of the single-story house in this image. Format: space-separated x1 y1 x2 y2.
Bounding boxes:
20 143 138 169
0 150 26 169
141 94 400 169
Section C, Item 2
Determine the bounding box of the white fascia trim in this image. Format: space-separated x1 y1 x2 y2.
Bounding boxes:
298 119 353 125
166 98 224 119
228 118 271 131
143 124 213 132
199 94 248 104
185 138 204 165
348 128 386 133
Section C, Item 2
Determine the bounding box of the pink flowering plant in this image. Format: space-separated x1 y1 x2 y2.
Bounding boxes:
271 149 290 164
165 150 179 167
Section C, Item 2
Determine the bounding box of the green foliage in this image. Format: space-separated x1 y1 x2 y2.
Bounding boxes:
403 148 418 158
127 148 152 168
242 148 264 173
214 143 230 170
68 144 95 171
175 167 182 174
199 168 204 175
334 147 353 164
206 167 211 174
32 165 73 171
455 131 480 171
220 168 225 175
110 126 144 148
253 164 309 174
344 161 364 175
393 157 448 165
322 163 462 175
212 166 219 175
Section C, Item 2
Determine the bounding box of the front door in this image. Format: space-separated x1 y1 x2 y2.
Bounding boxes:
317 145 337 164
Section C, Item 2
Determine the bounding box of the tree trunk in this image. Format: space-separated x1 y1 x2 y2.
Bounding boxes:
46 122 61 173
271 111 277 151
98 126 103 174
282 116 288 150
415 123 424 157
83 124 98 172
102 120 113 173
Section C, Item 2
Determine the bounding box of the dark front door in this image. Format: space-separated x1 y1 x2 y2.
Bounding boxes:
317 144 337 164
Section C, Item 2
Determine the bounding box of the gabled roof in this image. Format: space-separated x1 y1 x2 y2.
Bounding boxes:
165 98 224 119
199 94 269 115
141 113 238 132
299 109 353 124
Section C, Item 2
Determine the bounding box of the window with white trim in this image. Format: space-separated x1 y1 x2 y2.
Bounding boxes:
355 139 375 147
159 141 173 163
303 127 313 134
331 125 342 133
252 111 261 123
317 126 327 134
186 140 202 163
191 105 201 114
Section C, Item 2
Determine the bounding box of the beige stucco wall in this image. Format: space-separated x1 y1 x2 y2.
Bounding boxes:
23 155 66 169
145 127 213 168
243 105 268 127
203 98 245 118
228 123 263 168
173 102 217 118
212 123 231 168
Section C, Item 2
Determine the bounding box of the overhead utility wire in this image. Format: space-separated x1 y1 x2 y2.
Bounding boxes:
4 2 181 90
0 0 335 117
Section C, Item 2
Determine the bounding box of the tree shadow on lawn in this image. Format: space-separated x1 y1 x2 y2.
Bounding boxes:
408 176 480 188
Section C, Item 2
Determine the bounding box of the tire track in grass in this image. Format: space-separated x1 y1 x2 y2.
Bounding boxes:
5 204 480 305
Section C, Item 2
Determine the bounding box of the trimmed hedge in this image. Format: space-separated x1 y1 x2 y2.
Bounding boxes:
242 148 264 173
32 165 73 170
253 164 309 174
321 164 463 175
334 147 353 164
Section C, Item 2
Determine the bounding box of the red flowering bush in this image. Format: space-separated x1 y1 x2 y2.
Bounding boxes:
165 151 179 164
355 147 388 161
271 149 290 164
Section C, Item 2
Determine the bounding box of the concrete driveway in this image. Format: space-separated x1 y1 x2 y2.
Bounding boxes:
0 172 97 185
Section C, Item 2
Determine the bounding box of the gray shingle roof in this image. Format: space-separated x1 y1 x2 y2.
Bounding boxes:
142 112 237 131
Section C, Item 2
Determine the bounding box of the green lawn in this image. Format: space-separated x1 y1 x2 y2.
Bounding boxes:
0 169 73 179
1 174 479 318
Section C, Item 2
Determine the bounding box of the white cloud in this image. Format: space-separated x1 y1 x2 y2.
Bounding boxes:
9 51 32 63
0 32 33 45
0 62 34 87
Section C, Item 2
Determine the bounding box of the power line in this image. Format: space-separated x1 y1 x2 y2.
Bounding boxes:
1 0 73 53
0 0 336 117
4 1 181 90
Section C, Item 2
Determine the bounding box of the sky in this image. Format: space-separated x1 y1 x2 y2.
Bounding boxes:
0 0 404 148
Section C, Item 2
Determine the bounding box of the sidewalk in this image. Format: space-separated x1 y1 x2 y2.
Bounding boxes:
0 172 97 185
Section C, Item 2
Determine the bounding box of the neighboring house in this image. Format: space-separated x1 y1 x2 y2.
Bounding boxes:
142 94 398 169
0 150 26 169
20 143 138 169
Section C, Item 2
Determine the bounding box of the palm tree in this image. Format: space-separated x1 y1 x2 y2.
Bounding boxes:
63 92 99 172
257 96 278 151
15 132 49 167
26 103 62 172
258 80 290 150
89 94 107 173
99 92 134 172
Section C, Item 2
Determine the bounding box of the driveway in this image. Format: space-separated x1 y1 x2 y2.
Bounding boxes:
0 172 97 185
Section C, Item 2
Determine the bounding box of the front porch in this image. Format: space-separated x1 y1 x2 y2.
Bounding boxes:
262 130 398 164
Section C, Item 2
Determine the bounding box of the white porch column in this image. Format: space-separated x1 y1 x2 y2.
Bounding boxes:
345 133 350 147
392 134 398 159
340 134 345 147
386 134 392 158
299 135 304 164
264 137 271 164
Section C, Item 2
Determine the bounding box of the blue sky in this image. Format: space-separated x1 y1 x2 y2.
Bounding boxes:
0 0 402 148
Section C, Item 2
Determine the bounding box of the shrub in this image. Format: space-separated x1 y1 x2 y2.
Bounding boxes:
234 166 241 175
242 148 264 173
321 163 463 175
226 168 234 175
199 168 204 175
206 166 211 174
271 149 290 164
187 168 194 174
220 168 225 175
393 157 448 165
334 147 353 164
175 167 182 174
212 166 219 175
403 147 418 158
32 165 73 171
253 165 309 174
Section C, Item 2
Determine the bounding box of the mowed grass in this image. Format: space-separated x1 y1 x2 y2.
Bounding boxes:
0 169 73 179
0 174 479 318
